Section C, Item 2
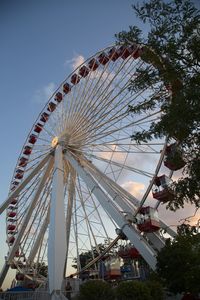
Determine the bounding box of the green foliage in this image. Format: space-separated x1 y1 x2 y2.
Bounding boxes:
116 280 152 300
116 0 200 210
77 280 114 300
156 224 200 296
33 262 48 277
146 280 164 300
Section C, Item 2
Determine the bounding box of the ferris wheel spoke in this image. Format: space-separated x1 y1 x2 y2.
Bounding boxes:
76 178 100 255
19 176 52 252
84 187 110 239
68 81 131 142
87 85 161 138
70 55 139 130
85 109 161 146
68 52 121 126
71 61 152 140
89 154 154 178
7 156 54 264
68 55 144 138
28 207 50 265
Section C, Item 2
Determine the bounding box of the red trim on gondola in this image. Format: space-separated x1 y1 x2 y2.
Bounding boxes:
55 92 63 102
29 134 37 144
79 66 90 77
98 52 109 65
34 123 43 133
23 146 32 155
71 74 80 85
47 102 56 112
63 83 71 94
40 112 49 123
88 58 99 71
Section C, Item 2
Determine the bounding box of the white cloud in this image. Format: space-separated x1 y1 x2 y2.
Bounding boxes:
121 180 145 200
33 82 56 104
64 54 85 70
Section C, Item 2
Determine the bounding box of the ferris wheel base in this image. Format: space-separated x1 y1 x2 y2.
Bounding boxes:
50 290 68 300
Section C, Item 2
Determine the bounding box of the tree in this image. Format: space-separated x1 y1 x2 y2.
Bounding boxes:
156 224 200 297
115 0 200 210
116 280 152 300
77 280 115 300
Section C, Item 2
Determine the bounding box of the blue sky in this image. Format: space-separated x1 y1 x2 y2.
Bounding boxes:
0 0 199 290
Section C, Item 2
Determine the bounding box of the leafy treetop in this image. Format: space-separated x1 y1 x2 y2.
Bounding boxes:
156 224 200 296
116 0 200 210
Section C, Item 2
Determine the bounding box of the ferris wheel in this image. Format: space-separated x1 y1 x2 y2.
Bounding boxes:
0 44 180 294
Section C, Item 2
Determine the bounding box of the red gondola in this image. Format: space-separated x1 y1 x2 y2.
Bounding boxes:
71 74 80 85
47 102 56 112
54 92 63 102
16 273 25 281
7 224 16 231
117 45 126 57
152 175 174 202
23 146 32 155
40 112 49 123
98 52 109 65
19 157 28 167
34 123 43 133
121 47 132 59
29 134 37 144
118 245 140 259
7 211 16 218
164 143 186 171
108 47 120 61
8 236 15 245
15 172 23 180
10 198 17 205
11 264 17 269
137 206 160 233
79 66 90 77
8 205 17 210
63 83 71 94
12 181 19 186
132 48 142 59
15 250 20 257
88 58 99 71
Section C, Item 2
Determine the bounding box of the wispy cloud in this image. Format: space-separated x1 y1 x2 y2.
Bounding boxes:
32 82 56 104
121 180 145 200
64 54 85 70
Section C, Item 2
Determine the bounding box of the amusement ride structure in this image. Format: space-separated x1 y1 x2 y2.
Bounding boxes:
0 44 185 298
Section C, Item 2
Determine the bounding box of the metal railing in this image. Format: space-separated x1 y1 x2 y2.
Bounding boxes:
0 291 51 300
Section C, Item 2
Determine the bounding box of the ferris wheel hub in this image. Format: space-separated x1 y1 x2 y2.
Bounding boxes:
51 137 59 148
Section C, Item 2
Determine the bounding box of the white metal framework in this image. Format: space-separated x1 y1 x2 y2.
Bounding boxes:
0 44 177 293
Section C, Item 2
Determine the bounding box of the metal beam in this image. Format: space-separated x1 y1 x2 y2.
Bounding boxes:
48 145 67 294
65 152 157 270
64 169 76 277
